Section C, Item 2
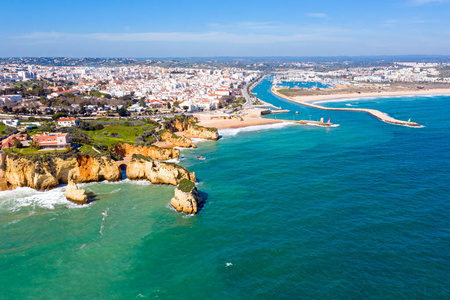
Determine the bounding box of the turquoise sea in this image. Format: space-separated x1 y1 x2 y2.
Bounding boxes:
1 78 449 299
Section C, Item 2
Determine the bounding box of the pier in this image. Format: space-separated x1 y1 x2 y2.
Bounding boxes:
271 87 421 127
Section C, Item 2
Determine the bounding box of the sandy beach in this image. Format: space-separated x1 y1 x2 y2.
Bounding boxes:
270 87 441 127
193 87 450 130
272 87 450 103
196 110 283 129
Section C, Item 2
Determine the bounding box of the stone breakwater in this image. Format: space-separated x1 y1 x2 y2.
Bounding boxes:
272 87 422 127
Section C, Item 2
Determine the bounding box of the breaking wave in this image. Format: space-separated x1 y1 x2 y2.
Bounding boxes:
219 122 294 138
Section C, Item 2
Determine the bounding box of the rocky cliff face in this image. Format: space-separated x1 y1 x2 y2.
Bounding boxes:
65 181 88 204
186 125 219 140
126 156 195 186
165 117 219 140
113 143 180 160
71 156 121 183
0 153 121 191
170 179 203 214
160 131 195 148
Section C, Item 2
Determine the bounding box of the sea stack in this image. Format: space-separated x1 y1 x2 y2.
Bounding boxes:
65 181 88 204
170 179 203 215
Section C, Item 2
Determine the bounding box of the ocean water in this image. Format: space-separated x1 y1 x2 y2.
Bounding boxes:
273 81 331 89
1 78 449 299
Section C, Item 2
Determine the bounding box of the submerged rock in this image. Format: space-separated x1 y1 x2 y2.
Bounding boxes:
65 181 88 204
170 179 203 214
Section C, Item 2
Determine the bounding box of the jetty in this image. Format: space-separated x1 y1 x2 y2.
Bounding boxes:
293 120 337 127
271 87 421 127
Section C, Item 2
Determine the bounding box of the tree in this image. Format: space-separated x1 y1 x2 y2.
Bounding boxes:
12 138 23 149
118 107 128 117
52 112 68 120
167 102 171 109
30 140 41 150
173 101 180 108
182 106 189 111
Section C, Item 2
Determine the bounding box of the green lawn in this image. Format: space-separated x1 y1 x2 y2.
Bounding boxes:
0 124 17 136
83 124 156 147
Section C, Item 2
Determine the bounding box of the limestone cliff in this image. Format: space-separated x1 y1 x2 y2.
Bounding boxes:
160 131 195 148
165 117 219 140
170 179 203 214
186 124 219 140
126 155 195 185
70 156 121 183
65 181 88 204
113 143 180 160
0 153 121 191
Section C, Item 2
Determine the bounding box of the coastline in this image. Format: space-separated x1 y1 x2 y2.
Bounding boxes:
196 111 284 129
272 87 450 103
270 86 439 127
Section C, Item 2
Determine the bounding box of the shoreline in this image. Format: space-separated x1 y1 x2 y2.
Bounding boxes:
272 87 450 103
196 111 284 130
270 87 436 127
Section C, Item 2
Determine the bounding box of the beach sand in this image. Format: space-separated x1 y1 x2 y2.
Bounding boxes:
196 111 283 129
273 87 450 103
270 87 450 127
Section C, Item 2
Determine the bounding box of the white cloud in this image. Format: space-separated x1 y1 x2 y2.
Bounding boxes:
14 30 349 44
208 21 279 30
381 18 427 27
306 13 328 18
406 0 446 6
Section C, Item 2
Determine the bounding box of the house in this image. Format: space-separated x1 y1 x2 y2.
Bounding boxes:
48 89 80 99
57 117 79 128
0 95 22 103
215 89 231 96
2 119 20 127
1 133 31 149
32 132 70 149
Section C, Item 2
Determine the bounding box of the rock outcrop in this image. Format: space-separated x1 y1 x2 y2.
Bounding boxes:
186 124 219 140
126 155 195 185
70 156 121 183
170 179 203 214
165 116 219 140
65 181 88 204
160 131 195 148
113 143 180 160
0 153 121 191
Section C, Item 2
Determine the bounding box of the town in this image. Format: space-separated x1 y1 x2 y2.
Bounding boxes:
1 57 450 153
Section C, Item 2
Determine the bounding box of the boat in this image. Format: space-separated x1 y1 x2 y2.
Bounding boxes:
196 156 206 160
295 111 299 114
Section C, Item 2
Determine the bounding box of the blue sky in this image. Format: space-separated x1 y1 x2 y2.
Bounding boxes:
0 0 449 57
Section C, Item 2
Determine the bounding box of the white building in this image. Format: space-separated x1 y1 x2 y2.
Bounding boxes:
2 119 20 127
57 117 79 127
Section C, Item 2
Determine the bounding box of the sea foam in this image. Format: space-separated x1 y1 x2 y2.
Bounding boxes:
0 186 84 211
219 122 294 138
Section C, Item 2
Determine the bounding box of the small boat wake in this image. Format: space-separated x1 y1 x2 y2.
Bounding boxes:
99 208 109 236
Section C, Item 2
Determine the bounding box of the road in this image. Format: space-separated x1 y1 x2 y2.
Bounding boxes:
242 75 265 109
